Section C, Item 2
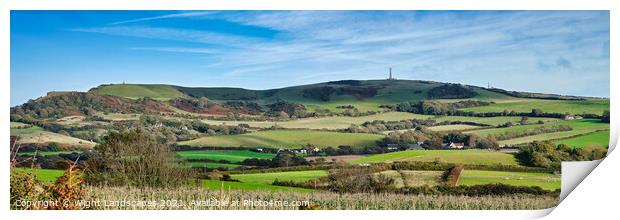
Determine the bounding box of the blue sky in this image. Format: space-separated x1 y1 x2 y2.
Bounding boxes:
11 10 610 105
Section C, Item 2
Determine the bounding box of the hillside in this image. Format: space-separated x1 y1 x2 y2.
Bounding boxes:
88 79 608 115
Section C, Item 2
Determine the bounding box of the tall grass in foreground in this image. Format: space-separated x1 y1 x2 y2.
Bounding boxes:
83 186 558 210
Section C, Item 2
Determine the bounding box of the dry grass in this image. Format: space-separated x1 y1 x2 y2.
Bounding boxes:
81 186 558 210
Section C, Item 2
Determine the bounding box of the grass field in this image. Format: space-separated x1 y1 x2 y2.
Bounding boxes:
177 150 275 163
555 130 610 148
10 125 96 148
378 170 443 188
428 124 484 132
202 112 426 130
463 98 609 115
13 168 65 183
351 150 519 166
458 170 560 191
92 84 185 100
231 170 328 185
187 162 242 169
179 130 384 149
431 115 559 126
491 119 609 146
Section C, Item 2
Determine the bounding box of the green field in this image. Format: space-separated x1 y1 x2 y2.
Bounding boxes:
92 84 185 100
179 130 384 149
187 162 242 169
13 168 65 183
458 170 560 190
488 119 609 146
428 124 484 132
377 170 443 188
202 112 426 129
463 99 609 115
232 170 328 185
177 150 275 163
431 115 559 126
555 130 610 148
203 170 326 193
352 150 519 166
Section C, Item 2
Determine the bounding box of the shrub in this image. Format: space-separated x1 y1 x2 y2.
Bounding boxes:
84 129 195 188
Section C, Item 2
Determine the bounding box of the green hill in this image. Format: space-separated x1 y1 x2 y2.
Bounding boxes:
73 79 611 115
90 84 186 100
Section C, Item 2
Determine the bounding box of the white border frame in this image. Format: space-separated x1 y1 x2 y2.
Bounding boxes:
1 1 616 219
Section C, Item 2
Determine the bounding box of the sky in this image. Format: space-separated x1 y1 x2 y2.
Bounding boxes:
10 10 610 106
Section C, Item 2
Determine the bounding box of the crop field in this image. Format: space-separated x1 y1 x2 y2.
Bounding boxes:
352 150 519 166
377 170 443 188
13 168 65 183
11 126 96 148
202 180 312 192
458 170 560 191
179 130 384 149
232 170 328 185
177 150 275 163
462 98 609 115
555 130 610 148
86 186 558 210
202 112 426 130
428 124 484 132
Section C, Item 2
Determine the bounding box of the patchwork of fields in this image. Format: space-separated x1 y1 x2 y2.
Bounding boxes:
462 98 609 115
10 125 96 148
178 130 384 149
351 150 520 166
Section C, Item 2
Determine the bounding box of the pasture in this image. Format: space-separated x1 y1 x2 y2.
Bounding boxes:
457 170 560 191
352 150 519 166
186 162 242 169
493 119 609 146
555 130 610 148
92 84 185 100
377 170 443 188
202 112 426 130
13 168 65 183
231 170 328 185
11 126 96 148
462 98 609 115
428 124 484 132
177 150 275 163
178 130 384 149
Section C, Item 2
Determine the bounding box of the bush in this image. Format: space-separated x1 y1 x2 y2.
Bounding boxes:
84 129 195 188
